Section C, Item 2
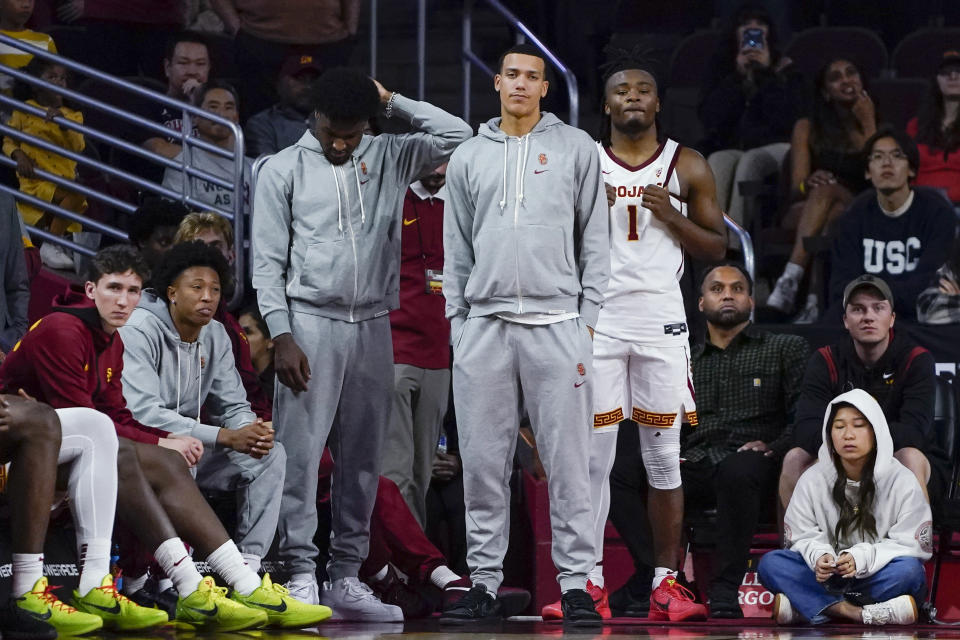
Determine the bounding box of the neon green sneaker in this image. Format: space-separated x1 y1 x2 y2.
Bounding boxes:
176 576 267 632
230 573 332 628
73 575 168 630
15 577 103 635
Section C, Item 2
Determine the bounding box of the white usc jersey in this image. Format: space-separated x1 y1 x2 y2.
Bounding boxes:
594 139 688 346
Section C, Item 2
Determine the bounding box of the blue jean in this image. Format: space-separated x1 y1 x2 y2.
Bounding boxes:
757 549 926 624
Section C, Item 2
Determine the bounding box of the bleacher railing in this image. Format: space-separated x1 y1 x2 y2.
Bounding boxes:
0 32 246 305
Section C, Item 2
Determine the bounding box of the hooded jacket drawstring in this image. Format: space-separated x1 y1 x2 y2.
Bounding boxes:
498 135 531 215
331 165 344 232
498 141 509 212
352 157 366 226
174 343 203 423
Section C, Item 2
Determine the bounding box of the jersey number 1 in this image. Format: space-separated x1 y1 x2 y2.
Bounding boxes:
627 205 639 241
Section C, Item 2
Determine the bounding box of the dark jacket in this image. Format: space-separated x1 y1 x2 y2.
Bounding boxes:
0 286 169 444
698 67 807 155
0 193 28 353
792 330 946 477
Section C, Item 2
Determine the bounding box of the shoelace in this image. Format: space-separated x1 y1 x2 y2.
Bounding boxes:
37 583 78 613
95 578 134 606
343 579 375 600
660 578 698 602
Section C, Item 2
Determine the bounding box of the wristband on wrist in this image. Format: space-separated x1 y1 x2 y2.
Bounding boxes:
385 92 399 119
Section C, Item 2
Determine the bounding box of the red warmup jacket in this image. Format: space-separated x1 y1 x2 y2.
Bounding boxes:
389 186 450 369
0 286 169 444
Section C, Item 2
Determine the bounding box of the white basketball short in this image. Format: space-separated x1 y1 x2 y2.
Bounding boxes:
591 335 697 433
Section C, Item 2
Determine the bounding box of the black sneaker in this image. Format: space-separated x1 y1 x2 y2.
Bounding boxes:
561 588 603 626
367 565 435 618
0 597 57 640
708 585 744 619
128 584 178 620
439 584 503 624
609 569 652 617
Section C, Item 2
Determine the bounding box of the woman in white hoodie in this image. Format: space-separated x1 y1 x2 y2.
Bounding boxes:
758 388 931 625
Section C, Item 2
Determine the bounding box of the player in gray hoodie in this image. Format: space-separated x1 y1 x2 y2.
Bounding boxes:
440 43 610 626
251 67 471 620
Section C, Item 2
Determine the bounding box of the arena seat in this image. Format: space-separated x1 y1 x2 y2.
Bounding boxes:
784 27 888 80
870 77 929 131
926 374 960 622
891 28 960 78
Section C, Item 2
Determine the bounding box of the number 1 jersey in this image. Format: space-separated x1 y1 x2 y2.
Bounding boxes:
593 139 689 346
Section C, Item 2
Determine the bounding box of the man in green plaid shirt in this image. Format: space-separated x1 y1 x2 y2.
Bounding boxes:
685 262 809 618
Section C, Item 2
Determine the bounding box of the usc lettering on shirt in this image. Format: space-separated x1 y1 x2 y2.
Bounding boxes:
594 139 688 345
863 237 921 275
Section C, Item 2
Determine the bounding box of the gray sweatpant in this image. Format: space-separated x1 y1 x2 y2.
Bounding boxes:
453 316 595 593
196 441 286 560
274 312 393 579
382 364 450 528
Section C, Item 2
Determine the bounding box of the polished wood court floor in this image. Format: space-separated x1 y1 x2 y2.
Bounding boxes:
67 617 960 640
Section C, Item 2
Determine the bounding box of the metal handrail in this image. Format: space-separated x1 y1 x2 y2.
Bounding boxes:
461 0 579 127
723 212 755 281
0 32 245 303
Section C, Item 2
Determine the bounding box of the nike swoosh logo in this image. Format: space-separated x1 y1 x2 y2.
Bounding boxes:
602 170 613 174
403 218 417 226
190 604 218 617
87 601 121 615
882 372 894 379
534 169 549 174
360 179 370 185
574 381 585 388
173 555 189 567
22 607 52 621
254 600 288 613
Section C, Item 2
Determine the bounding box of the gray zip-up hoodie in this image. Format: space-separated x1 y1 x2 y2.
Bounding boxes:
118 290 256 447
252 95 472 337
443 113 609 338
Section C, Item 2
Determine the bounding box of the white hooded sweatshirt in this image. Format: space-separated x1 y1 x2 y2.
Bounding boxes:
784 388 933 579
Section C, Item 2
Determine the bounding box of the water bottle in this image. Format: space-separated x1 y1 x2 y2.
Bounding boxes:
437 434 447 455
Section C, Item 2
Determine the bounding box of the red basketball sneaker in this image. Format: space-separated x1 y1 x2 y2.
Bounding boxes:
541 581 611 620
648 577 707 622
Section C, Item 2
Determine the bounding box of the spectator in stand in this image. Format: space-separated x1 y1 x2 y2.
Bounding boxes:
135 31 211 162
760 390 930 627
4 57 87 270
238 305 274 402
245 54 320 157
826 127 957 320
906 50 960 205
174 211 272 419
162 81 252 220
699 5 806 227
385 163 449 529
127 197 188 273
209 0 360 118
0 192 28 359
0 0 57 95
766 58 877 318
54 0 185 79
917 236 960 324
780 275 949 519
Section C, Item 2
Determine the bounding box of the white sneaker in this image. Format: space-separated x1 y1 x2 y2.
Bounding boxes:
766 274 799 313
861 595 918 625
773 593 797 625
793 294 820 324
39 241 75 270
284 572 320 605
320 577 403 622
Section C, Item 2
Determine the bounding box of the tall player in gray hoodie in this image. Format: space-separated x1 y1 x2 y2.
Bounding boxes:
440 43 610 626
252 68 471 621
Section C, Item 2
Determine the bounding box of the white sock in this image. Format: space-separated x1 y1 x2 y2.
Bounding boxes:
371 565 389 582
242 553 261 575
122 572 148 596
588 564 605 589
429 565 461 589
158 578 173 592
12 553 44 597
652 567 677 590
206 540 261 596
155 537 202 596
77 538 111 596
783 262 804 281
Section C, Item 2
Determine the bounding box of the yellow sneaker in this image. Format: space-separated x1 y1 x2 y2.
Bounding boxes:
73 575 168 630
231 573 332 628
16 577 102 635
176 576 267 632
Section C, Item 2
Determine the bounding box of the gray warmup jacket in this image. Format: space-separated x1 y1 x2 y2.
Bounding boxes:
0 193 28 352
252 95 472 338
443 113 610 337
118 291 257 447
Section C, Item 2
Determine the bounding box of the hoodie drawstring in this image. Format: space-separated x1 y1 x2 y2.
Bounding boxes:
331 165 344 232
498 141 509 212
175 348 181 416
174 343 202 423
352 157 366 227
